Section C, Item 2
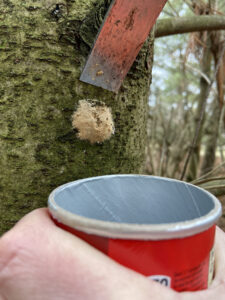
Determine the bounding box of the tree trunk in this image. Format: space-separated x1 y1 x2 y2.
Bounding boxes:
0 0 154 235
201 16 224 176
201 97 221 175
186 34 212 181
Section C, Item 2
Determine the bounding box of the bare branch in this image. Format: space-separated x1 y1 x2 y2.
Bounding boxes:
167 0 180 17
155 15 225 38
183 0 195 12
204 184 225 190
183 62 211 84
191 160 225 183
194 176 225 185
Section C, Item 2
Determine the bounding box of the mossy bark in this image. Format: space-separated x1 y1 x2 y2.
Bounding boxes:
0 0 154 235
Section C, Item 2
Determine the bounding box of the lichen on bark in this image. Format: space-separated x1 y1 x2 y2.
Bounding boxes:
0 0 154 235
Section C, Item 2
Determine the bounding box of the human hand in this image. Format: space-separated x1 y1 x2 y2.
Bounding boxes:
0 209 224 300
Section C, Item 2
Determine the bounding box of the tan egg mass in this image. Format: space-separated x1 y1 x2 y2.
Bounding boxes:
72 100 115 144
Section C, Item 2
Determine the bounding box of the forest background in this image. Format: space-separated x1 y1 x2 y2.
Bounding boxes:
149 0 225 229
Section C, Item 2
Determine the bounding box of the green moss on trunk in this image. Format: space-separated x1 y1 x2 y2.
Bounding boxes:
0 0 154 235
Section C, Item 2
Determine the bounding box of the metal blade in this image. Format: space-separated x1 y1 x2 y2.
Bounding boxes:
80 0 168 92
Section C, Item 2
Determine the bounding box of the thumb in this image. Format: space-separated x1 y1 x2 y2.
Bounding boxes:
211 226 225 287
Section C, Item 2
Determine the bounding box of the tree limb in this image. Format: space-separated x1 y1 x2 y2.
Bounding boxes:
194 176 225 185
156 15 225 38
180 39 225 181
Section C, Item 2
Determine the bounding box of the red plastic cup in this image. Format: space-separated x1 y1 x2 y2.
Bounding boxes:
48 175 222 292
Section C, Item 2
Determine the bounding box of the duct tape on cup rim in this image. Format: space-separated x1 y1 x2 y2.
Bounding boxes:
48 175 222 292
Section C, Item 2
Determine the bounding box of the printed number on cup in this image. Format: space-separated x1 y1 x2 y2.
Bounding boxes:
149 275 171 287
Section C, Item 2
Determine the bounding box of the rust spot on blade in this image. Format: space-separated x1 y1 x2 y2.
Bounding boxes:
124 8 138 30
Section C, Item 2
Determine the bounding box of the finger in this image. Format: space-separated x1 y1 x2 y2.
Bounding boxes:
211 226 225 287
6 207 54 231
1 208 54 241
0 208 54 280
180 283 225 300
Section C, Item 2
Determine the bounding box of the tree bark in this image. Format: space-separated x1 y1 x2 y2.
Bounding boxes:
0 0 154 235
155 15 225 38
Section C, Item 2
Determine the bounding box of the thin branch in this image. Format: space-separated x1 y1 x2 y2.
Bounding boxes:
219 146 225 164
146 143 156 174
158 138 166 176
183 0 195 12
183 61 211 84
218 105 225 166
162 10 177 17
204 184 225 190
191 160 225 183
167 0 180 17
194 176 225 185
155 15 225 38
180 40 225 181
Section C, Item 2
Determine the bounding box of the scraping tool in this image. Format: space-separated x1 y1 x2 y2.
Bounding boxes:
80 0 168 92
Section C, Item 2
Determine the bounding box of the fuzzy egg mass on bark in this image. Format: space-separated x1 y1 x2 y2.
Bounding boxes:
72 100 115 144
